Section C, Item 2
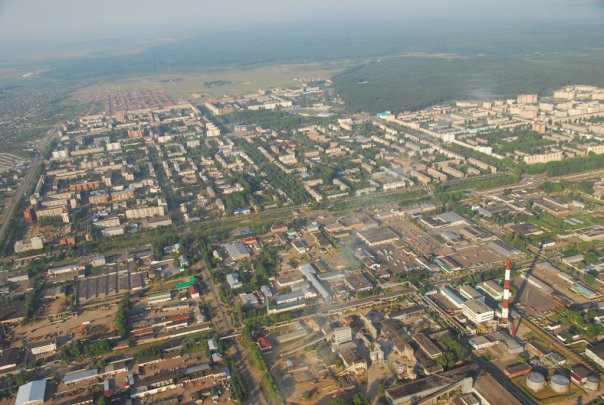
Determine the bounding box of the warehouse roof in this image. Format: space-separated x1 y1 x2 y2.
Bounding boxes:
15 380 46 405
225 242 249 260
64 368 98 384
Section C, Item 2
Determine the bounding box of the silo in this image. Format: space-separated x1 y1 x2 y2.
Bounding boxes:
585 375 600 391
526 372 545 391
550 374 570 393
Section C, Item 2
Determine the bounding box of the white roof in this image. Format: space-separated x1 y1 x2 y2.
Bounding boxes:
463 299 494 315
15 380 46 405
225 242 249 260
435 212 466 225
64 368 98 384
299 264 331 299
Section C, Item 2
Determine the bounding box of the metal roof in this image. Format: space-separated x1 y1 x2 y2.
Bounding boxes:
64 368 98 384
15 380 46 405
225 242 249 260
299 264 331 299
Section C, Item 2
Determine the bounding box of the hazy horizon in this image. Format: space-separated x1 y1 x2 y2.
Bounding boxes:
1 0 603 63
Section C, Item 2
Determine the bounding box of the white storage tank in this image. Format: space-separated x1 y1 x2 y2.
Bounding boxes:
585 375 600 391
551 374 570 393
526 372 546 391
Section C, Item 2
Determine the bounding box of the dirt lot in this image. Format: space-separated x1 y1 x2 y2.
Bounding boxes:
13 304 118 343
512 280 559 315
272 349 345 405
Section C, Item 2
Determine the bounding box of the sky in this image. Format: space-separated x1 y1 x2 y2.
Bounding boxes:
0 0 602 57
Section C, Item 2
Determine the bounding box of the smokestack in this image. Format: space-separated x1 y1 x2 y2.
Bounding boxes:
501 258 511 324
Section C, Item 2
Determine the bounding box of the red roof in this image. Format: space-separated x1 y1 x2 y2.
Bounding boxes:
188 285 199 294
170 314 190 322
243 236 257 244
258 337 272 348
130 327 154 337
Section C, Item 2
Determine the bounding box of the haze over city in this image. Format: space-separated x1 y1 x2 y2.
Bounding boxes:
1 1 604 405
0 0 603 58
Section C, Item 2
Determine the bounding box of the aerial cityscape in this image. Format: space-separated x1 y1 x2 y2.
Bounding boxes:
1 1 604 405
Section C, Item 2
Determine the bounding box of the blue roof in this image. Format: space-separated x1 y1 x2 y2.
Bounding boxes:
15 380 46 405
575 283 596 298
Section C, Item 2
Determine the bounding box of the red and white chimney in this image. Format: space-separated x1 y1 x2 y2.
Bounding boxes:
501 258 511 324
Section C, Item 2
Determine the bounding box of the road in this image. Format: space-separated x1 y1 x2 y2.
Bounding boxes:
0 130 57 247
200 265 268 404
148 145 183 225
0 155 38 244
147 144 268 404
0 130 55 252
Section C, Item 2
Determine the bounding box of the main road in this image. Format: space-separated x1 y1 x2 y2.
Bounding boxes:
0 130 56 252
200 265 267 405
149 143 268 404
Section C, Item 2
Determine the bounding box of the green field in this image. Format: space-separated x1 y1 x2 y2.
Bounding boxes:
72 61 350 100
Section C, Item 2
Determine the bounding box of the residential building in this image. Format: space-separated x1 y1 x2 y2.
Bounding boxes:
333 326 353 345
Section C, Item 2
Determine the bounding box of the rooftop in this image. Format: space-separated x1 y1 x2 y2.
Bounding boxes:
413 333 443 358
473 373 523 405
463 299 494 315
225 242 249 260
386 364 479 401
15 379 46 405
64 368 98 384
587 341 604 359
357 226 399 245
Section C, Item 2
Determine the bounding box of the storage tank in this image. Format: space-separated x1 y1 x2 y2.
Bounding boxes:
551 374 570 393
526 372 545 391
585 375 600 391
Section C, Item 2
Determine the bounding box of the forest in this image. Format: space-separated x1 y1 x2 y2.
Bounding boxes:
332 52 604 114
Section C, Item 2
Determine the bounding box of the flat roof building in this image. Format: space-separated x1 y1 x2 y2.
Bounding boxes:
345 271 374 292
225 242 250 261
386 364 478 405
299 264 331 299
64 368 98 385
147 291 172 305
476 280 504 300
441 286 464 309
459 285 483 302
334 326 353 345
473 373 523 405
31 340 56 355
462 299 494 324
389 305 424 320
357 227 399 246
586 341 604 370
469 335 496 351
226 273 243 289
413 333 443 359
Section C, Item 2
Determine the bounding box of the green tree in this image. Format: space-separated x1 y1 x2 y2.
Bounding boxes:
377 383 386 399
516 352 529 363
352 392 369 405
